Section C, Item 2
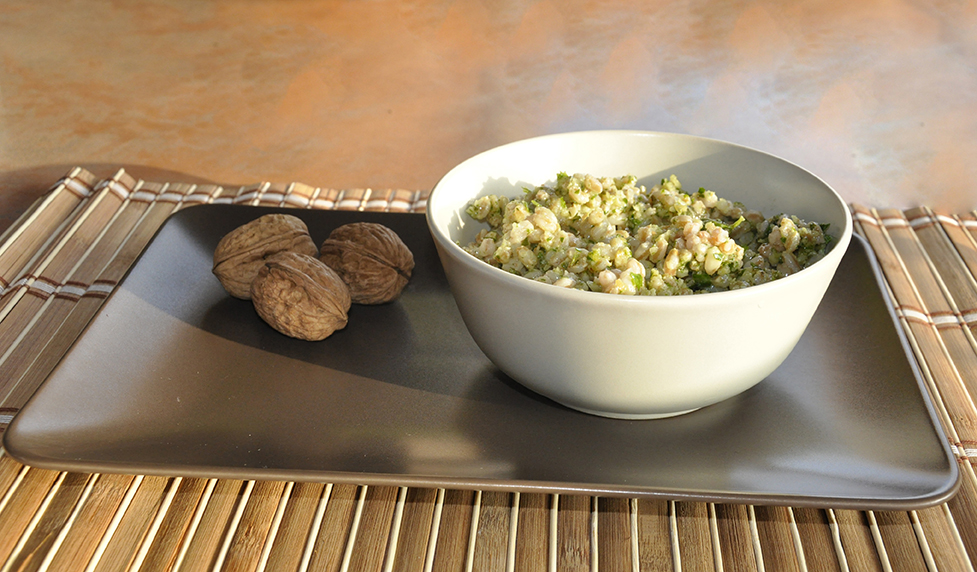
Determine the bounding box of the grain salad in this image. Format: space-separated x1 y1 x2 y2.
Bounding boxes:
463 173 831 295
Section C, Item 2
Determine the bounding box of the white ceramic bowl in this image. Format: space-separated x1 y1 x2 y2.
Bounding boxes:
426 131 852 419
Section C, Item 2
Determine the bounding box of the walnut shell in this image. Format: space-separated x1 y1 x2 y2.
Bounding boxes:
250 251 351 341
213 214 319 299
319 222 414 304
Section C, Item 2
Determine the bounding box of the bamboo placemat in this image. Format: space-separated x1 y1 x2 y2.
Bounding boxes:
0 168 974 571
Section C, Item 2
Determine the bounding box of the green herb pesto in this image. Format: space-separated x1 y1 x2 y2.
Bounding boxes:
463 173 832 295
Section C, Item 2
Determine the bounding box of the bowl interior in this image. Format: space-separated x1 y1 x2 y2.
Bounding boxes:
429 131 851 257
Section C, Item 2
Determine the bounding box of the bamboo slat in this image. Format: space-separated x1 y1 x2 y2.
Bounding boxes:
674 502 715 572
556 495 592 572
515 493 550 571
41 473 138 572
471 491 511 572
216 480 288 571
174 479 247 570
833 509 885 572
0 468 62 563
306 483 359 572
0 472 94 572
873 511 929 571
136 477 212 572
431 489 476 572
752 506 801 572
596 497 633 572
1 169 976 570
346 486 400 572
262 482 328 571
917 505 974 572
792 508 841 572
393 488 440 572
0 168 96 291
951 212 977 313
636 501 669 572
0 453 24 504
713 504 757 572
909 208 977 318
89 475 172 572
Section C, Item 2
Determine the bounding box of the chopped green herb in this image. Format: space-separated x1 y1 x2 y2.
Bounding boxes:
630 273 643 291
692 273 712 286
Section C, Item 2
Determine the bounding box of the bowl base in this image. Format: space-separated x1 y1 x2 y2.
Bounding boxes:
566 403 702 420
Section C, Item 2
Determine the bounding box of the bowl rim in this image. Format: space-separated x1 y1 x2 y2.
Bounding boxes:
426 130 854 306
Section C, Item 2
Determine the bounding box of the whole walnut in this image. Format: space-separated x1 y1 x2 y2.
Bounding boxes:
319 222 414 304
250 251 351 341
213 214 319 299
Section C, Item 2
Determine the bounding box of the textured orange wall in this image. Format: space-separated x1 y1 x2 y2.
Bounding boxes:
2 0 975 217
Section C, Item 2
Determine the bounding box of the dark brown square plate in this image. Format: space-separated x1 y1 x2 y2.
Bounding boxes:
3 205 959 509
